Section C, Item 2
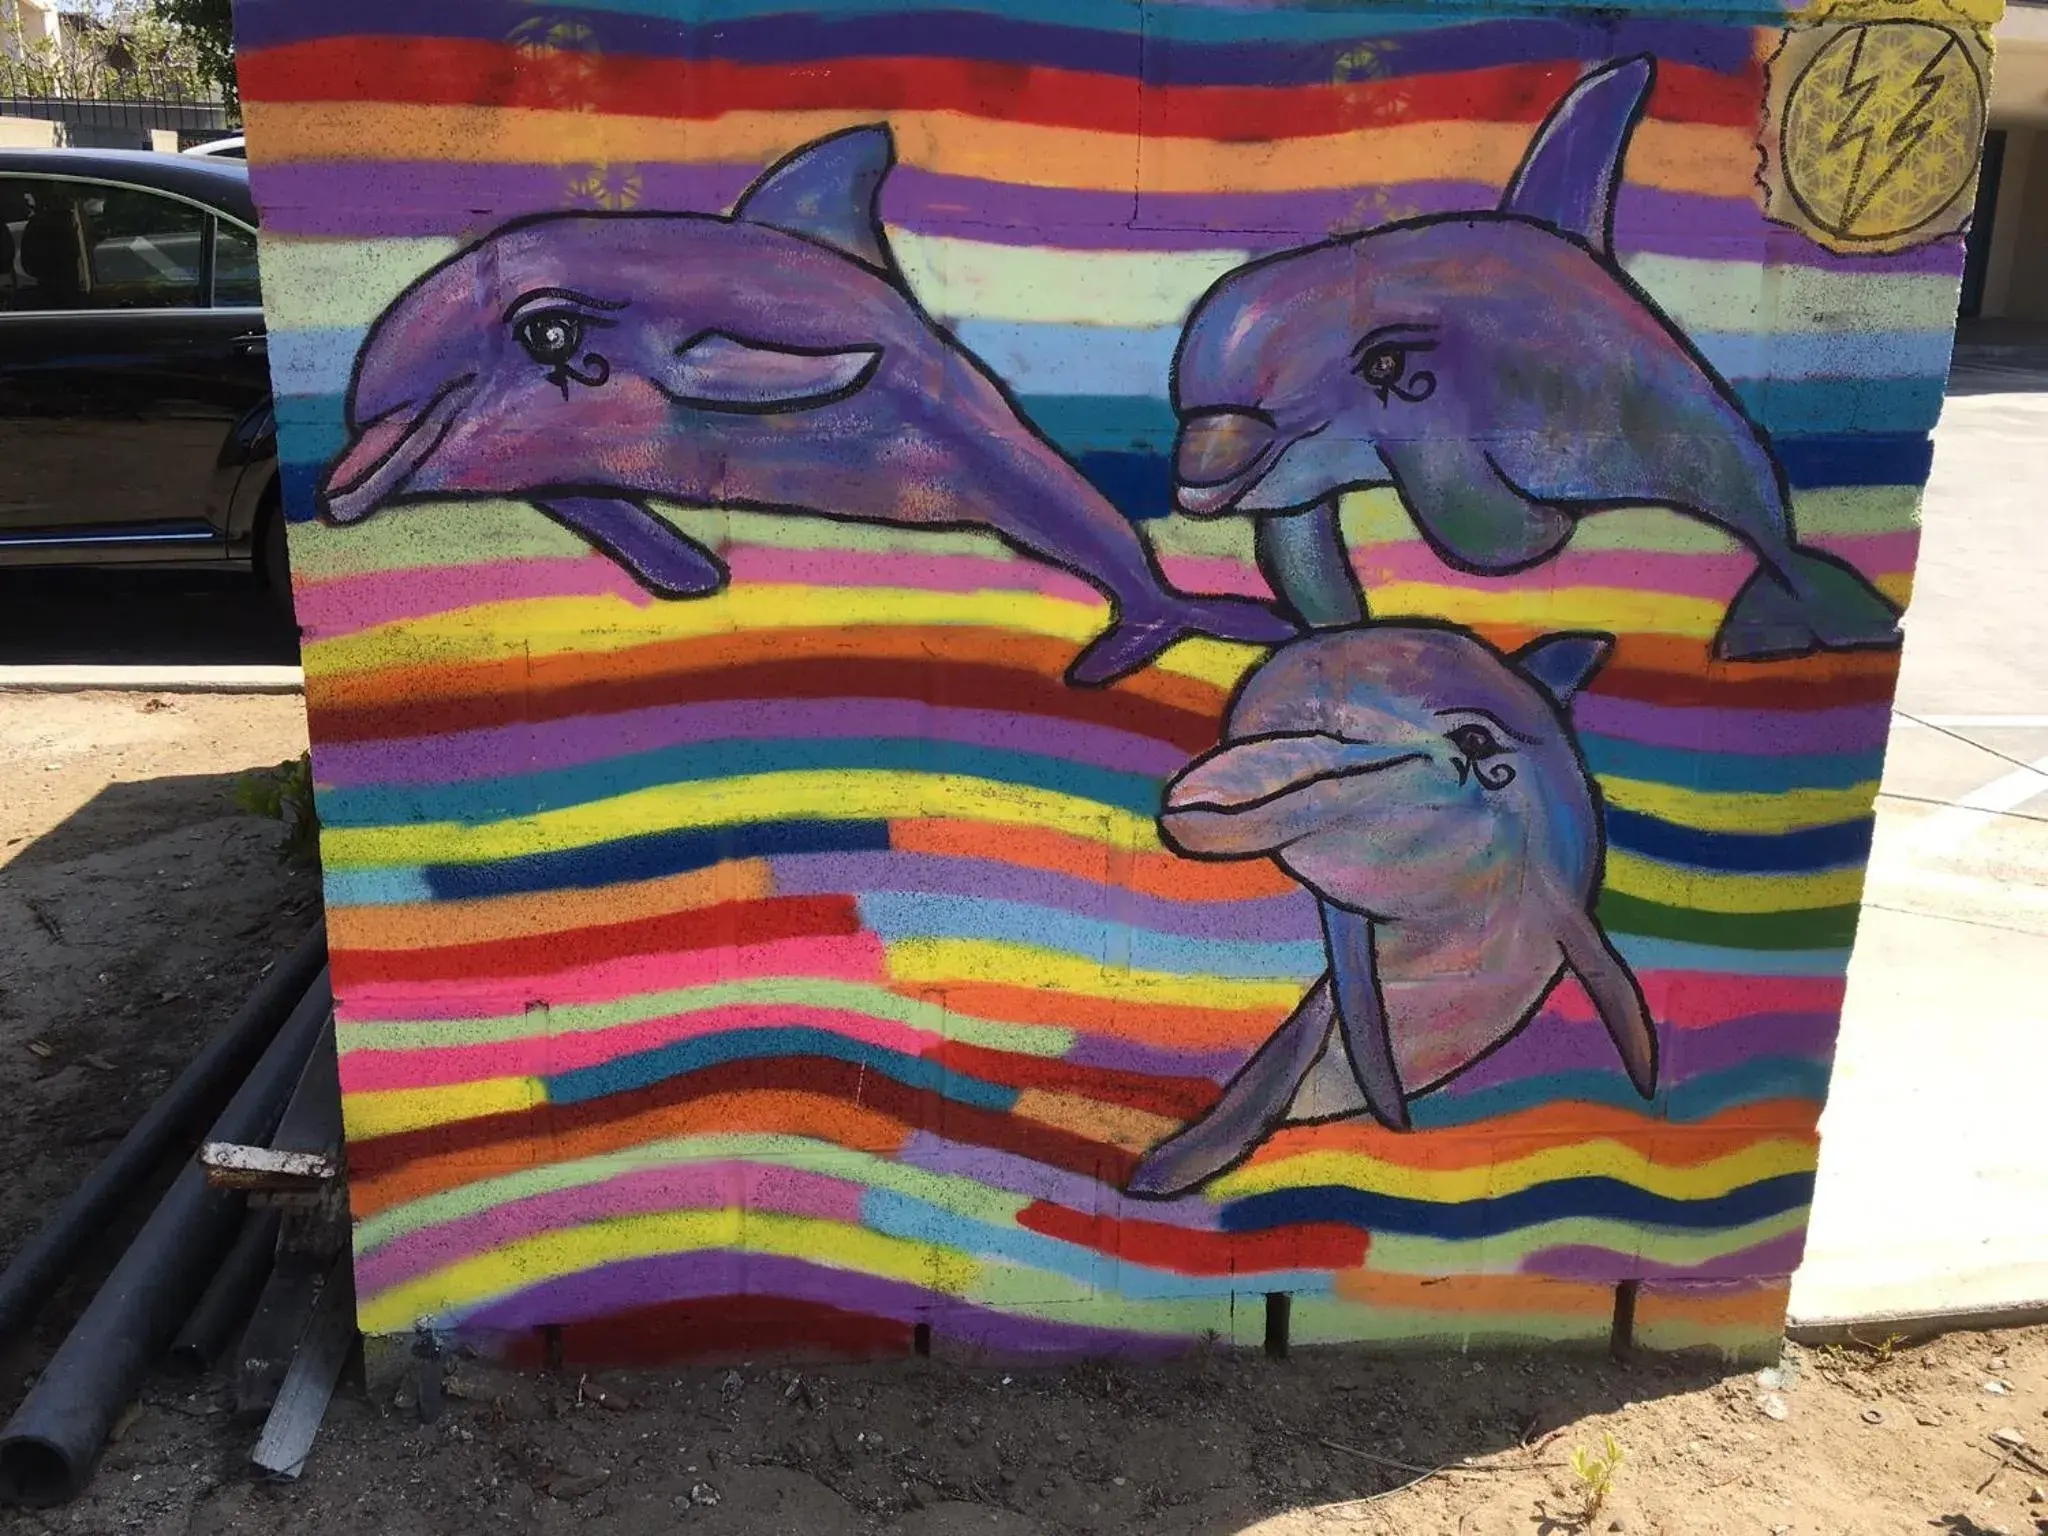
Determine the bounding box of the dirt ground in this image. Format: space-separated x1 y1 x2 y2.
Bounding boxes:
0 690 319 1370
2 691 2047 1536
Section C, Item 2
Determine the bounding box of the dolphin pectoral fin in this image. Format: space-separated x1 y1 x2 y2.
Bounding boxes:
1717 550 1902 661
1376 438 1574 576
1067 596 1293 688
1558 906 1658 1100
1126 977 1336 1198
534 497 728 599
1320 902 1410 1131
1500 55 1655 255
730 124 898 277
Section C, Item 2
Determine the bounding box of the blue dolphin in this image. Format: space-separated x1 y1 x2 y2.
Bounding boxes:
1168 57 1902 662
319 126 1293 685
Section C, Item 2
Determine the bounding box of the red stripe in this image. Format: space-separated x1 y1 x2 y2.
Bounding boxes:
346 1054 1137 1186
240 36 1755 133
503 1295 914 1367
310 657 1224 752
1018 1200 1368 1274
329 895 861 988
1589 665 1899 711
927 1040 1220 1121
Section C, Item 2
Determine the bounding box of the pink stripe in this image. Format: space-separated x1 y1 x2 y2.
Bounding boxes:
356 1161 865 1297
295 555 651 637
334 934 888 1023
1563 971 1847 1029
337 1001 939 1092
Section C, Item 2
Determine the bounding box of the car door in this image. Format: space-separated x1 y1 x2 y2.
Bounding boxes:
0 174 268 558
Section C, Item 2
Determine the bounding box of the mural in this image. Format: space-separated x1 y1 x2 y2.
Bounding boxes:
235 0 1992 1361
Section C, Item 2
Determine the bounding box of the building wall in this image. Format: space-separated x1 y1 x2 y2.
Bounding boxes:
234 0 1996 1363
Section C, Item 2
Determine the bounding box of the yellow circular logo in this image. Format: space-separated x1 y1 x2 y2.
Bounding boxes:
1780 21 1986 246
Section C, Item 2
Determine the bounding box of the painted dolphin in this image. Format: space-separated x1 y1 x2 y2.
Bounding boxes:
1168 55 1901 663
1125 621 1656 1198
319 126 1292 686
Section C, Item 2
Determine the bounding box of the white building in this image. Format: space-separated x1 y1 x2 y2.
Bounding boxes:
0 0 62 59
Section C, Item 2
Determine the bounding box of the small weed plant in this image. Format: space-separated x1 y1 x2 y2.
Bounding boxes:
1568 1432 1624 1525
235 752 320 867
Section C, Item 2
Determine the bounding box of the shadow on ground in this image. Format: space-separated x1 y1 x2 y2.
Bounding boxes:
0 569 299 668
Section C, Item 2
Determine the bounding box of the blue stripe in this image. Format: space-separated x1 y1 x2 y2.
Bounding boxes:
1580 733 1883 794
323 866 432 906
418 818 891 900
1218 1170 1813 1239
544 1027 1017 1109
856 893 1328 979
1604 806 1873 874
1613 935 1846 977
1775 432 1935 488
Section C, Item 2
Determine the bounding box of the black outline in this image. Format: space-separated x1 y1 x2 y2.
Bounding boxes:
1128 618 1657 1199
317 121 1293 689
1162 52 1902 664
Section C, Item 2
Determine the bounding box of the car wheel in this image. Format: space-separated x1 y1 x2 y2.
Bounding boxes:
258 499 296 619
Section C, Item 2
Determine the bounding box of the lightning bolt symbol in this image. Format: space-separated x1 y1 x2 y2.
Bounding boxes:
1825 27 1959 233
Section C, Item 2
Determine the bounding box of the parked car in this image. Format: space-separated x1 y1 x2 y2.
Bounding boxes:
0 147 283 597
180 136 246 160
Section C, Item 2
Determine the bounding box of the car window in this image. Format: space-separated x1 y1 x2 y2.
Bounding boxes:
0 177 203 312
213 220 261 307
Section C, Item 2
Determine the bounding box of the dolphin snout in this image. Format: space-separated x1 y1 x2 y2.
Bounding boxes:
1174 409 1279 516
1158 731 1429 857
320 375 477 525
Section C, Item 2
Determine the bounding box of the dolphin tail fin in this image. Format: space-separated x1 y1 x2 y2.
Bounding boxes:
1126 978 1336 1199
1067 592 1296 687
1558 907 1657 1100
1716 548 1902 661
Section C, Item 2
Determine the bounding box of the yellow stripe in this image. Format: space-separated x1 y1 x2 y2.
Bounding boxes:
1212 1136 1818 1204
1361 582 1723 639
357 1209 979 1333
321 771 1161 870
885 937 1301 1011
301 586 1259 692
343 1077 543 1139
1601 775 1879 835
247 101 1753 198
1604 850 1869 914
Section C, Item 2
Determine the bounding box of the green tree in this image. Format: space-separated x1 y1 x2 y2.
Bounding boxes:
150 0 235 107
0 0 229 106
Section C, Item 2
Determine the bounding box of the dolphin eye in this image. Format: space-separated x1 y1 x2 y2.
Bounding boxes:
515 310 585 365
1351 336 1438 405
1446 723 1516 789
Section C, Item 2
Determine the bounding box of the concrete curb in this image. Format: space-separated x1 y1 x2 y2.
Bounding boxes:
0 666 304 695
1787 1299 2048 1346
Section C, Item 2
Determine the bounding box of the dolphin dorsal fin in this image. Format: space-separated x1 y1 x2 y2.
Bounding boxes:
732 124 900 278
1499 55 1655 255
1512 632 1614 706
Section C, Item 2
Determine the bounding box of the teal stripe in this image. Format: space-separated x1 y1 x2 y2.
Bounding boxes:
1579 733 1883 793
315 738 1163 829
1613 935 1846 977
324 866 431 906
856 893 1327 979
1411 1056 1831 1128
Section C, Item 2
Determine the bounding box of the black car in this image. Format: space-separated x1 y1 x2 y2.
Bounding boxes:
0 148 283 596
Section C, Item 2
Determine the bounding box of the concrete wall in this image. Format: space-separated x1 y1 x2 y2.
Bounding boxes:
236 0 1993 1364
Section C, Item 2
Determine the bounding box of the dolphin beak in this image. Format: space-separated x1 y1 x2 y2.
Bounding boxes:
1159 731 1429 857
1174 409 1278 517
320 375 476 524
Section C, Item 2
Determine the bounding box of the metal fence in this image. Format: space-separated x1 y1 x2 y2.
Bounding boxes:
0 92 231 150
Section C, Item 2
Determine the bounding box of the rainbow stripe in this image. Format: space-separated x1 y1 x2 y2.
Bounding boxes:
238 0 1963 1360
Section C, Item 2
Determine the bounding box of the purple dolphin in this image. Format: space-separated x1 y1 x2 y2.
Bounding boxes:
320 126 1292 685
1168 56 1901 663
1126 622 1656 1198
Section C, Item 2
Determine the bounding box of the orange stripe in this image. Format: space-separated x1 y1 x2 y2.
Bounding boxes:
1242 1099 1821 1170
917 981 1279 1051
1332 1270 1616 1317
893 819 1298 902
349 1090 909 1219
1637 1278 1793 1329
328 862 772 950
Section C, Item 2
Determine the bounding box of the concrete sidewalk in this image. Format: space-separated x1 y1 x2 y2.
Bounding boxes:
1788 385 2048 1329
0 665 304 694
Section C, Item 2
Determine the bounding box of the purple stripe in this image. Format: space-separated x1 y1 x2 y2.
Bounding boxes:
453 1250 1191 1354
1521 1231 1807 1283
773 851 1320 942
900 1131 1220 1230
1445 1010 1837 1095
357 1161 863 1298
251 158 1963 277
1060 1033 1245 1082
1572 696 1892 757
315 696 1189 788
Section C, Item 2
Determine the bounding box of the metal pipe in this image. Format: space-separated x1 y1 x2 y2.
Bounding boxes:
0 969 333 1508
166 1207 281 1376
0 922 326 1341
